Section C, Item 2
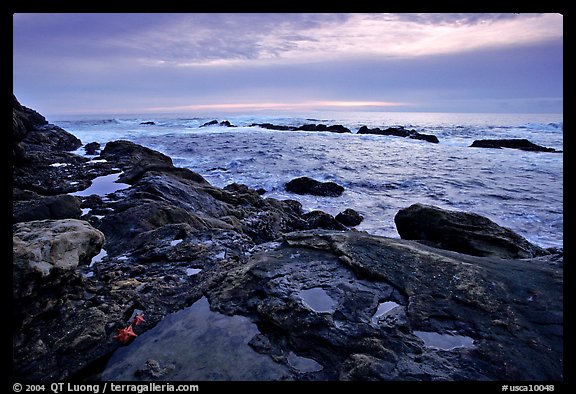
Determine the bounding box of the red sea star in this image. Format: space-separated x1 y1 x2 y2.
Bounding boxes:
114 324 137 344
132 313 145 326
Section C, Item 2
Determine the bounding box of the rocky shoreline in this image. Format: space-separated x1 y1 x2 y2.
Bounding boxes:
12 97 563 381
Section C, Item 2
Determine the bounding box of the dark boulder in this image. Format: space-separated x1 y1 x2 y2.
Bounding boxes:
470 139 559 152
394 203 549 259
139 121 156 125
285 177 345 197
13 190 82 223
302 211 347 231
84 142 101 155
335 208 364 227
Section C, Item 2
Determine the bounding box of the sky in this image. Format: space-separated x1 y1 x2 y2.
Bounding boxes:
12 13 563 117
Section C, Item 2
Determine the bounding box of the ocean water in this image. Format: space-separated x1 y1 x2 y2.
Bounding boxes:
55 111 563 249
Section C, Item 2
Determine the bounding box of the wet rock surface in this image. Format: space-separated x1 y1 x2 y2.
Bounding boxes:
12 98 563 381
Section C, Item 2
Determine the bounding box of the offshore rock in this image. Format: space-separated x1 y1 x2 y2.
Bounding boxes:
394 203 549 259
250 123 351 133
470 139 560 152
200 120 236 127
297 124 351 133
357 126 439 143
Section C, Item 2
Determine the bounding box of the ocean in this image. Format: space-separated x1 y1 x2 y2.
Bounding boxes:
54 111 563 250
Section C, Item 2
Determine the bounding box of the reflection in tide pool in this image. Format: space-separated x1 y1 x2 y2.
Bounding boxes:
102 297 290 380
414 331 475 351
71 172 130 197
371 301 401 325
185 268 201 276
298 288 336 314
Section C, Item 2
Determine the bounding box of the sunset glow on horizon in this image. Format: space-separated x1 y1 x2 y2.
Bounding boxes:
144 100 410 114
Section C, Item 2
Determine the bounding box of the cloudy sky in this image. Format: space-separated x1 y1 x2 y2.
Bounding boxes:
13 13 563 117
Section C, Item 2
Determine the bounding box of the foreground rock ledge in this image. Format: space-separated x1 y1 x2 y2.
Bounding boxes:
208 230 562 381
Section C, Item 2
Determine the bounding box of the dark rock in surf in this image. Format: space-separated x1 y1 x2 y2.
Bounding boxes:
410 133 440 143
285 177 345 197
250 123 351 133
394 203 549 259
358 125 410 137
219 120 236 127
200 120 219 127
200 120 236 127
139 121 156 125
302 211 347 230
297 124 352 133
470 139 559 152
357 126 439 143
250 123 297 131
84 142 101 155
335 208 364 227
